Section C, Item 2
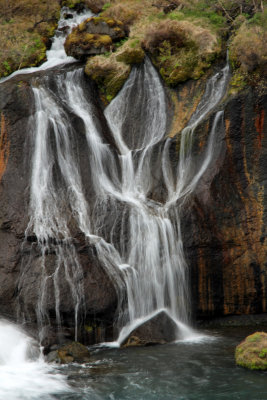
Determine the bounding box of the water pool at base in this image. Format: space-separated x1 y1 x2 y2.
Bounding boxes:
52 327 267 400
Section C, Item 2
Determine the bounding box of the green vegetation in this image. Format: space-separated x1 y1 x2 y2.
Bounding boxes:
61 0 106 13
143 19 219 85
116 46 145 64
1 0 266 96
235 332 267 370
103 2 112 11
229 7 267 93
85 55 130 103
0 0 60 78
64 16 126 60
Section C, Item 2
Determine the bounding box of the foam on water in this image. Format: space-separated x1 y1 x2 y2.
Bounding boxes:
0 320 69 400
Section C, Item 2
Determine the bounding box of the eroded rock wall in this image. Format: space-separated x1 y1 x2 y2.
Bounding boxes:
181 88 267 319
0 68 118 344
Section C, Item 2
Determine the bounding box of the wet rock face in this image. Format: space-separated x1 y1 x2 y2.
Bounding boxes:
0 60 266 345
0 78 33 321
122 311 178 347
181 88 267 320
0 68 118 343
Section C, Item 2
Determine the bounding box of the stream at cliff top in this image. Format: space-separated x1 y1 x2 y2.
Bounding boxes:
1 321 267 400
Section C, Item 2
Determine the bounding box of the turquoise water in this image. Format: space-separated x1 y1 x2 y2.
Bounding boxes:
52 327 267 400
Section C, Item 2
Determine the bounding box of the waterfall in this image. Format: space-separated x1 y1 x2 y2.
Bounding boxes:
163 61 229 207
18 56 229 345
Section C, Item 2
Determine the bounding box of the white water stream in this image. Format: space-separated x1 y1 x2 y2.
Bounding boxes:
0 5 231 397
0 6 93 84
1 0 229 364
19 56 229 348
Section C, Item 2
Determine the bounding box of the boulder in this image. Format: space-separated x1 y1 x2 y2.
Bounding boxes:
47 341 90 364
79 17 125 40
235 332 267 370
122 311 178 347
64 17 126 59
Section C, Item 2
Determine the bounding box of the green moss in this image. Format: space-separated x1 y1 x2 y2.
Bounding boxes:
91 16 123 28
235 332 267 370
259 348 267 358
65 29 113 55
103 3 112 11
150 39 211 86
85 57 130 103
61 0 81 9
116 47 144 64
247 9 267 27
0 0 60 78
248 333 262 343
130 39 140 48
85 325 93 332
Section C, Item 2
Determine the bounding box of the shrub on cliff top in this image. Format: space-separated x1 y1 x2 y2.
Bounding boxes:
100 0 159 28
142 19 219 86
229 10 267 92
61 0 106 13
230 23 267 73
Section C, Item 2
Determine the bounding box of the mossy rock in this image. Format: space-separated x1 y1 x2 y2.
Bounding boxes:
64 16 127 60
116 47 145 65
57 342 90 364
64 29 113 59
235 332 267 370
85 56 130 103
77 17 125 40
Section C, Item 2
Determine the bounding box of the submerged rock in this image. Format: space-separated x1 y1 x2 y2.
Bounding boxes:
48 342 90 364
235 332 267 370
122 311 178 347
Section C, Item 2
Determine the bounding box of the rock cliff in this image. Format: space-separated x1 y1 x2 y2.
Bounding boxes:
0 63 266 343
183 87 267 320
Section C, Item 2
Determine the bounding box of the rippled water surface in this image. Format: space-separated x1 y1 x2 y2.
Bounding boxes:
53 327 267 400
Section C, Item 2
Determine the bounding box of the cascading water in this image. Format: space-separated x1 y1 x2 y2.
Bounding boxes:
0 0 230 347
0 320 68 399
163 61 230 207
0 6 93 83
18 55 229 345
0 4 234 399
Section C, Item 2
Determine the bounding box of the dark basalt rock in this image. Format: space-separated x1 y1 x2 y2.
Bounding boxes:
46 341 90 364
180 87 267 321
122 311 178 347
0 66 119 344
0 59 266 346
